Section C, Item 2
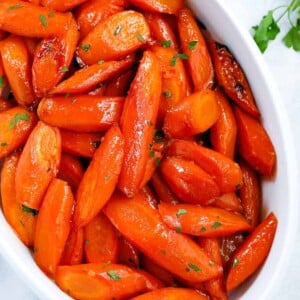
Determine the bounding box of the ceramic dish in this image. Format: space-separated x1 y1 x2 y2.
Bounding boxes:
0 1 298 299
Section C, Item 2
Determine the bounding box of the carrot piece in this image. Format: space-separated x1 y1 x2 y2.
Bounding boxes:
144 12 179 49
166 139 243 194
208 41 260 117
103 191 222 282
163 89 220 138
0 1 72 38
0 98 14 112
234 106 276 176
40 0 89 12
57 153 85 193
0 106 37 159
34 178 74 277
210 89 237 159
212 192 243 213
0 58 8 98
84 212 119 263
238 160 261 226
158 202 252 237
226 212 277 291
60 130 103 158
73 123 124 228
23 37 38 60
118 50 161 198
55 263 161 299
104 69 133 97
15 121 61 209
50 57 133 95
130 0 184 14
118 235 140 269
37 95 124 132
178 8 214 91
78 10 150 64
60 228 84 266
0 35 37 107
32 15 79 97
1 152 36 247
76 0 128 39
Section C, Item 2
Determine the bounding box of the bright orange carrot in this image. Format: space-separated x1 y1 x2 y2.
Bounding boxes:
118 236 140 269
37 95 124 132
40 0 89 12
118 50 161 198
104 69 133 97
73 123 124 228
78 10 150 64
1 152 36 247
0 58 8 98
34 178 74 277
0 98 14 112
212 192 243 213
0 106 37 159
15 121 61 209
84 213 119 263
130 0 184 14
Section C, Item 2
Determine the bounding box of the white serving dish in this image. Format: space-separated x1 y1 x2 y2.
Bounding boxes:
0 1 298 299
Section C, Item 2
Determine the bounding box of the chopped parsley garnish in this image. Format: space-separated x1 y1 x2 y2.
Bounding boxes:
0 142 8 147
98 60 105 65
107 270 121 280
176 226 182 233
187 262 202 272
170 53 189 66
137 32 145 42
81 44 91 52
60 66 69 73
176 208 188 217
7 4 23 11
48 12 55 17
65 92 71 98
154 129 164 144
39 14 48 27
149 150 155 157
209 260 215 266
212 221 222 229
163 91 172 99
232 258 240 268
200 226 206 232
9 113 30 129
154 158 161 166
146 120 153 126
188 40 198 50
161 40 171 48
92 140 101 149
0 75 4 88
114 25 122 36
22 205 39 216
104 175 111 183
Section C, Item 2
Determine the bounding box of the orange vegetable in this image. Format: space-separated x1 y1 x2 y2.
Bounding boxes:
0 106 37 159
226 212 277 291
130 0 184 14
118 50 161 198
84 212 119 263
37 95 124 132
0 98 14 112
0 58 8 98
234 105 276 176
104 69 133 97
158 202 252 237
163 89 220 138
118 235 140 269
103 191 222 283
73 123 124 228
212 192 243 213
40 0 88 12
34 178 74 277
0 35 37 107
1 152 36 246
78 10 150 64
15 121 61 209
178 8 214 91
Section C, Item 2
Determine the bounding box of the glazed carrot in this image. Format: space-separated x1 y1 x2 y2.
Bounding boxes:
1 152 36 247
212 192 243 213
208 41 260 117
0 98 14 112
163 89 220 138
144 12 179 49
73 123 124 228
158 202 252 237
104 69 133 97
0 106 37 159
76 0 128 39
34 178 74 277
0 58 8 98
118 50 161 198
84 213 119 263
160 156 220 205
57 153 85 192
103 191 222 282
166 139 243 193
178 8 214 91
210 89 237 159
234 106 276 176
32 15 79 97
60 228 84 266
40 0 89 12
37 95 124 132
78 10 150 64
118 235 140 269
50 57 133 95
23 37 38 60
238 160 261 226
15 121 61 209
55 263 161 299
0 1 72 38
60 130 103 158
130 0 184 14
226 212 277 291
0 35 37 107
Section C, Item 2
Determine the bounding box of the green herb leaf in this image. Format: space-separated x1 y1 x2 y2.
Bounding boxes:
22 205 39 216
163 91 172 99
39 14 48 27
98 60 105 65
154 129 164 144
149 150 155 157
200 226 206 232
232 258 240 268
283 24 300 51
60 66 69 73
187 262 202 272
0 75 4 88
114 25 122 36
7 4 23 11
176 208 188 218
81 44 91 52
9 113 30 129
188 40 198 50
170 53 189 66
212 221 222 229
137 32 145 42
107 270 121 280
161 40 171 48
48 12 55 17
154 157 161 166
176 226 182 233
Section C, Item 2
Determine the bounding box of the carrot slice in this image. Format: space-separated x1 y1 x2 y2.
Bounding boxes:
130 0 184 14
34 178 74 277
212 192 243 213
118 236 140 269
103 191 222 282
104 69 133 97
40 0 89 12
73 123 124 228
15 121 61 209
118 50 161 198
0 98 14 112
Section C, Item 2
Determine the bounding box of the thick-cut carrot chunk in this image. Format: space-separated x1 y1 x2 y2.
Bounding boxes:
130 0 184 14
40 0 89 12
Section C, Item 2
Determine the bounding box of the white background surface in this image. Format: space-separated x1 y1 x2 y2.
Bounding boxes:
0 1 299 299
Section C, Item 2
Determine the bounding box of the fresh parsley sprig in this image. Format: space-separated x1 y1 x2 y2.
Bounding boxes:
252 0 300 52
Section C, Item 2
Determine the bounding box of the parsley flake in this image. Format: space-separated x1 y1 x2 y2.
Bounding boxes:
161 40 171 48
154 157 161 166
187 262 202 272
9 113 29 129
232 258 240 268
212 221 222 229
0 75 4 88
149 150 155 158
170 53 189 66
39 14 48 27
137 32 145 42
81 44 91 52
200 226 206 232
176 208 188 218
48 12 55 17
163 91 172 99
188 40 198 50
114 25 122 36
7 4 23 11
71 97 77 103
98 60 105 65
107 270 121 280
176 226 182 233
22 205 39 216
60 66 69 73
